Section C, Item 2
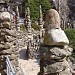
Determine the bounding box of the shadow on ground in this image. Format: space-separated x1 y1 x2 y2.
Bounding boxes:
19 49 26 60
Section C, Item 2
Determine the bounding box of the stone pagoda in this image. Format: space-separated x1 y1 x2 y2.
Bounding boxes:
38 9 75 75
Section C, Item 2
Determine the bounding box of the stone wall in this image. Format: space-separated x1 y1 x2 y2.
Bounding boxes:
0 21 21 75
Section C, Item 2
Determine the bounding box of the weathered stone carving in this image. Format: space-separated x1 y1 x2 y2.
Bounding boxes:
45 9 60 29
44 9 69 46
38 9 74 75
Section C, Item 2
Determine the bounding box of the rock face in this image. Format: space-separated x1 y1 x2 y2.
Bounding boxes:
38 9 74 75
0 19 20 75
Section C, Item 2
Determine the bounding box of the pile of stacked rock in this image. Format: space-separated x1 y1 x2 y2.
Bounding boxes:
38 9 75 75
0 12 20 75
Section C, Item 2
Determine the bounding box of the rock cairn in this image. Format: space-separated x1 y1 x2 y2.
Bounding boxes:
38 9 74 75
0 18 20 75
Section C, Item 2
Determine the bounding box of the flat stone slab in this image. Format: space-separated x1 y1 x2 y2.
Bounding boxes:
44 29 69 46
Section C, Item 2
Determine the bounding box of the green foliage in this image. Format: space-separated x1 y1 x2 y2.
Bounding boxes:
22 0 52 21
65 29 75 49
65 29 75 59
31 24 41 31
40 0 52 19
29 0 39 21
69 56 75 64
22 0 29 12
20 24 26 31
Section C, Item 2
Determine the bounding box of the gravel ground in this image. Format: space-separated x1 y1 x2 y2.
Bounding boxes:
18 59 40 75
18 47 40 75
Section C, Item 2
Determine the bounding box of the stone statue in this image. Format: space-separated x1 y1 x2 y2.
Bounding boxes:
38 9 75 75
44 9 69 46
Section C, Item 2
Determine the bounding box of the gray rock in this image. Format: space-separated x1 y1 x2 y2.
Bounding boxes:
49 47 72 59
40 46 72 60
59 68 72 75
44 29 69 46
44 59 71 74
5 29 14 36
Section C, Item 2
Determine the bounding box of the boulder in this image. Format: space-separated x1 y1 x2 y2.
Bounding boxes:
44 59 71 74
44 29 69 46
50 47 72 58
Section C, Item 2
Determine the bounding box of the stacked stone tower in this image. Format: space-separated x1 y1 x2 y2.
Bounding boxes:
38 9 75 75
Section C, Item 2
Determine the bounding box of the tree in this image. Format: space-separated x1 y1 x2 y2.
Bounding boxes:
22 0 52 21
40 0 52 19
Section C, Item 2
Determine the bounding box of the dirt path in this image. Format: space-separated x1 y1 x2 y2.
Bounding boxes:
18 59 40 75
18 47 40 75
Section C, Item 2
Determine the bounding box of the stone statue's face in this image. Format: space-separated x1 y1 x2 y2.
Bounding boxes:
45 9 60 29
